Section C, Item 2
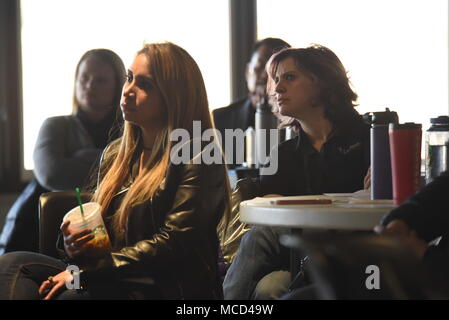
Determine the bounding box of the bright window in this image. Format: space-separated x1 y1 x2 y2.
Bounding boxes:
258 0 448 127
21 0 230 170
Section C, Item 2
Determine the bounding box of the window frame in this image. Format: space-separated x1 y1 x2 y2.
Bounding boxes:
0 0 26 192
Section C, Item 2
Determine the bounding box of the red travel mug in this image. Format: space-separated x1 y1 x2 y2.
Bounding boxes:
389 123 422 205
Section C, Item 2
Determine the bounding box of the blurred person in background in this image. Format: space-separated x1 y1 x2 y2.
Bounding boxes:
212 37 291 167
0 49 125 254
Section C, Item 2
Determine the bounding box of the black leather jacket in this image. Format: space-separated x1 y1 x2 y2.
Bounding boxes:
66 142 228 299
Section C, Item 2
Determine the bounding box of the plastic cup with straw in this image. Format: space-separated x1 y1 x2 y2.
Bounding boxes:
75 187 86 222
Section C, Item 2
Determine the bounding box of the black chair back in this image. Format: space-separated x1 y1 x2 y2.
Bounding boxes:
39 191 91 258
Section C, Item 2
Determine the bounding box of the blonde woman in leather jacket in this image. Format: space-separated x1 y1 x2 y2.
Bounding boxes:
0 42 231 300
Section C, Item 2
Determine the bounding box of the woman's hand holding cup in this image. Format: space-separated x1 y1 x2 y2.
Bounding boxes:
61 220 94 259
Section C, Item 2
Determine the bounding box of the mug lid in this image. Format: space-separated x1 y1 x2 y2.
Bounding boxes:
389 122 422 130
63 202 100 225
430 116 449 125
371 108 399 125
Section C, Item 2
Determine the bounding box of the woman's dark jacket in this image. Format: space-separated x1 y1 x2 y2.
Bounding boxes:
259 117 370 196
62 141 228 299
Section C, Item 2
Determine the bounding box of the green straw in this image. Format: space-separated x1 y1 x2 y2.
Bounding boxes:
75 187 85 219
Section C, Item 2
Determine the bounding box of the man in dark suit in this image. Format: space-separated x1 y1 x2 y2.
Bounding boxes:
213 38 290 167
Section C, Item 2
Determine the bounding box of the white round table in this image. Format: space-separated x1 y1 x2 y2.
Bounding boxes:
239 195 396 231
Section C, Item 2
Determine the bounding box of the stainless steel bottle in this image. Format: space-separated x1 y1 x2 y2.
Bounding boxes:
255 98 278 167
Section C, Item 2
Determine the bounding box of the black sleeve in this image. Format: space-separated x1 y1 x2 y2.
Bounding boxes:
422 246 449 291
381 171 449 242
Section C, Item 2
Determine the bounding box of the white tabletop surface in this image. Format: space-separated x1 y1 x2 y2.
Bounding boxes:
239 193 397 231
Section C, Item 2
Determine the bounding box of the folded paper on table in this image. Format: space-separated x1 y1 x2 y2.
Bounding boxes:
248 194 345 206
248 190 393 207
270 199 333 205
324 189 370 198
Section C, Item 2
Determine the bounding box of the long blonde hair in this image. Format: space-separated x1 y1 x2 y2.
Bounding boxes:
92 42 230 238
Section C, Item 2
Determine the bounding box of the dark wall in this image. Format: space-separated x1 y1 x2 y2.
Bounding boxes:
0 0 23 192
